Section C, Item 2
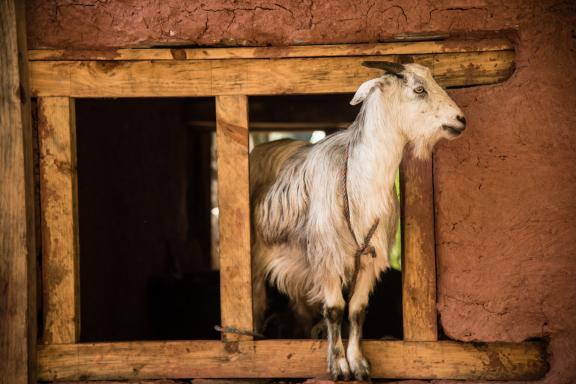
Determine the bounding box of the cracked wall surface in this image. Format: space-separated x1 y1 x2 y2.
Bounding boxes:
26 1 535 49
25 1 576 383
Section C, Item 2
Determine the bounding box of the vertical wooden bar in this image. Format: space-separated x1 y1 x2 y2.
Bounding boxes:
400 153 438 341
216 95 253 341
0 1 37 382
38 97 80 344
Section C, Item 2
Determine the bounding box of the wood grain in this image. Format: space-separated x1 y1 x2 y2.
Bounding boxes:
187 121 350 131
38 97 80 344
400 154 437 341
27 38 513 61
216 96 253 342
28 50 515 97
0 1 37 383
37 339 547 381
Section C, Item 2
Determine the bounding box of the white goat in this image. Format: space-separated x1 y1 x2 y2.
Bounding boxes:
249 62 465 380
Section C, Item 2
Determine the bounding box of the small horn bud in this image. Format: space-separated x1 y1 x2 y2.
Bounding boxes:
362 61 405 78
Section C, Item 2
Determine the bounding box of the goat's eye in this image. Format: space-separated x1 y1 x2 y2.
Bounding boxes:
414 86 426 94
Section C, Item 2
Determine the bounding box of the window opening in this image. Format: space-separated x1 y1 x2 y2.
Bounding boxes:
76 98 219 341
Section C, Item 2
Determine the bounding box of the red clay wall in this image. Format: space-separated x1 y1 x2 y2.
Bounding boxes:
26 1 576 383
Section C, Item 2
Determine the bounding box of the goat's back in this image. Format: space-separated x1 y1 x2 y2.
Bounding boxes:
249 139 308 200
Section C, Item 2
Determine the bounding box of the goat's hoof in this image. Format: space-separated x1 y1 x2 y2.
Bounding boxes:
349 356 371 381
329 357 351 381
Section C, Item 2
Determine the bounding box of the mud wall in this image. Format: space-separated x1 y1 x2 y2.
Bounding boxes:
26 1 576 383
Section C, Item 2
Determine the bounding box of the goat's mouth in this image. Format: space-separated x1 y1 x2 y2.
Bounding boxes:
442 124 465 137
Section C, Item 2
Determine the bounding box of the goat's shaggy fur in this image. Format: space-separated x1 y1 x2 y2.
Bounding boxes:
249 63 465 380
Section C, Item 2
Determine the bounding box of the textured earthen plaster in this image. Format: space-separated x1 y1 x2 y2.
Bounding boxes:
26 1 576 383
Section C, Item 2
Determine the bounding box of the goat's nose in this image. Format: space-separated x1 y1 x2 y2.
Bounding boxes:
456 115 467 128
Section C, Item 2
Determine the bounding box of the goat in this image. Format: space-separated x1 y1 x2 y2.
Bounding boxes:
249 62 466 380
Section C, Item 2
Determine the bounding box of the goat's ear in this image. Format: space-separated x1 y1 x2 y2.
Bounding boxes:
350 78 381 106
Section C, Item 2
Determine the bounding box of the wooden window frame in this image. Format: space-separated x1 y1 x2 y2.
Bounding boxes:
31 39 546 381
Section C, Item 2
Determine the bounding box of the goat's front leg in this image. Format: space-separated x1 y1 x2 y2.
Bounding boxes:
347 267 376 380
322 277 350 380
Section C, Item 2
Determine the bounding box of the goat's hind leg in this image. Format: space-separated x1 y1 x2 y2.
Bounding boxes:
251 244 268 335
322 277 350 380
347 268 376 380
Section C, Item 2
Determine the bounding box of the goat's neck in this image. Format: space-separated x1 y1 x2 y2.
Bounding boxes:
347 95 405 219
348 96 406 190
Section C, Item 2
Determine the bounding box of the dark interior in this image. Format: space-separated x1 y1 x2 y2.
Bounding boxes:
74 96 402 342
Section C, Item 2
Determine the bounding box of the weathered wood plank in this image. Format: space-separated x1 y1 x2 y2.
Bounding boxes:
37 340 547 381
216 96 253 342
29 50 515 97
187 121 350 131
0 1 37 383
400 154 437 341
27 38 513 61
38 97 80 344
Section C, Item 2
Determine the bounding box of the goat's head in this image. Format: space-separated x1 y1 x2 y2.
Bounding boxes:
351 61 466 158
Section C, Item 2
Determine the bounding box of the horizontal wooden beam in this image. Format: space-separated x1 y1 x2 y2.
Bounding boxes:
28 38 512 61
29 50 515 98
28 38 513 61
188 121 349 131
37 340 546 381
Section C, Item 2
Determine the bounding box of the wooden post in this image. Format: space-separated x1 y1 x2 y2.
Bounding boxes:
0 1 37 383
400 153 438 341
38 97 80 344
216 95 253 341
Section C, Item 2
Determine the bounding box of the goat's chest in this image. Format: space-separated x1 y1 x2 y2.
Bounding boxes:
341 191 398 280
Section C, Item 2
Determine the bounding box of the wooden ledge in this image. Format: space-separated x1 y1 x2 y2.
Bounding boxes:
28 38 512 61
28 51 515 98
38 339 547 381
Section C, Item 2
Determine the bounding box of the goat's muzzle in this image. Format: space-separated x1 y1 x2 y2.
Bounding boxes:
442 124 465 136
442 115 466 137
